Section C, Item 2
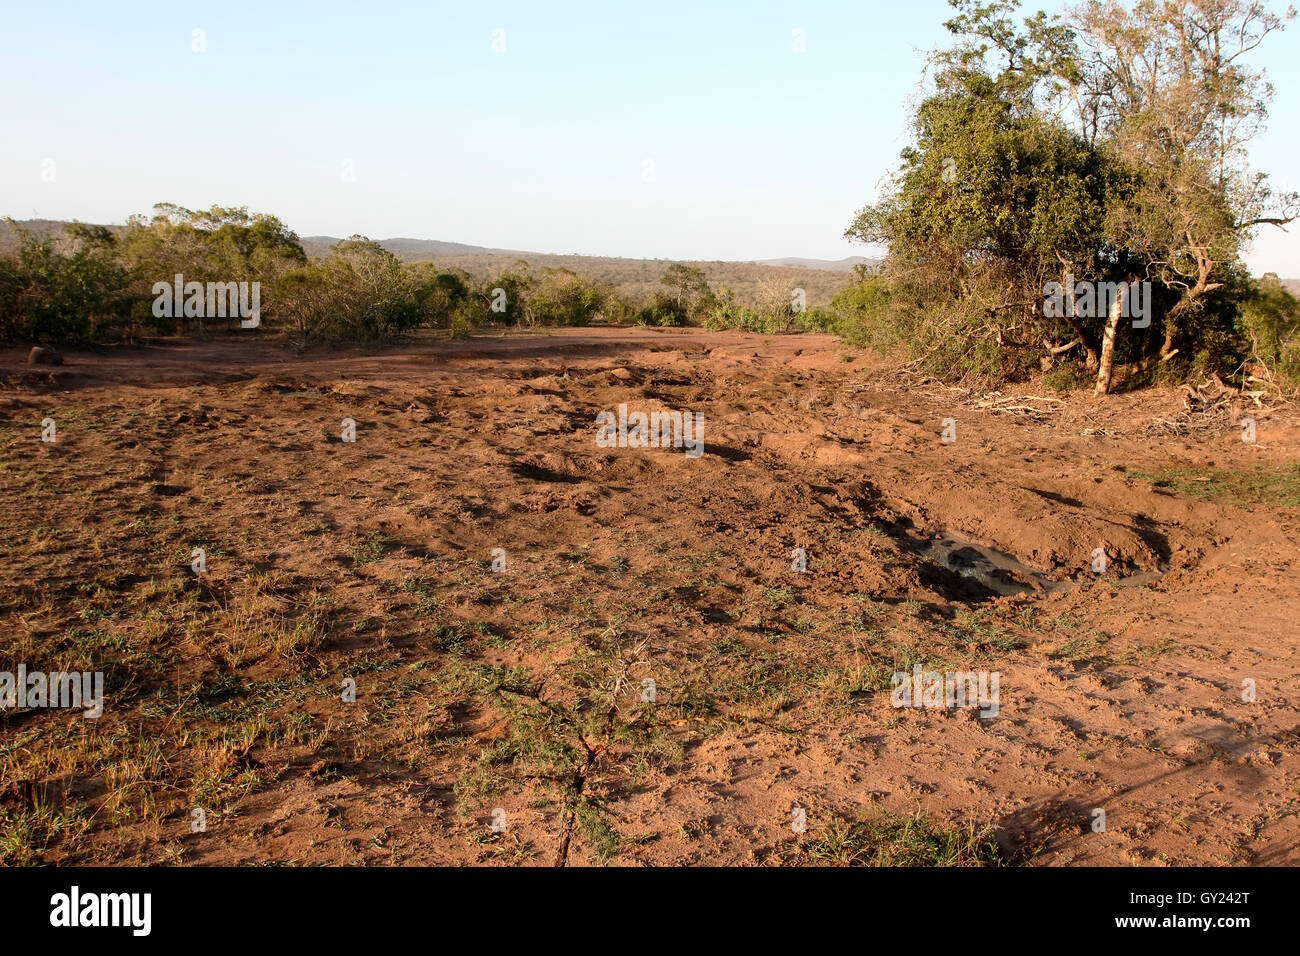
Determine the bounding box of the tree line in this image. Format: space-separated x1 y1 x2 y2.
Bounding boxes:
0 205 846 346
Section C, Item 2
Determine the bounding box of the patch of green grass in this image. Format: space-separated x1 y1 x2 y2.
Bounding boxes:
761 586 794 609
452 634 683 865
1046 631 1109 661
941 608 1025 656
1129 463 1300 510
351 531 392 567
597 556 630 574
819 654 895 700
1046 636 1093 660
572 797 620 865
430 624 475 654
799 810 1008 867
0 800 90 866
1121 636 1177 662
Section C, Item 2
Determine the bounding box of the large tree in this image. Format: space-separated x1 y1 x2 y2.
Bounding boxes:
847 58 1128 376
848 0 1296 392
1066 0 1297 373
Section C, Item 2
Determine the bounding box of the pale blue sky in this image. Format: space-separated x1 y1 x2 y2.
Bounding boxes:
2 0 1296 272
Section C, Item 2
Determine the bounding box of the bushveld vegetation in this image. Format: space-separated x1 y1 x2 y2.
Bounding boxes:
0 209 846 347
2 5 1297 394
842 0 1300 393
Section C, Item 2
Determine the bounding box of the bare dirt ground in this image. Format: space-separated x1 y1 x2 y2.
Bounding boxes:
3 327 1299 866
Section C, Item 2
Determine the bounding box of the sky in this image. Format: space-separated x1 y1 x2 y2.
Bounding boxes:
1 0 1297 273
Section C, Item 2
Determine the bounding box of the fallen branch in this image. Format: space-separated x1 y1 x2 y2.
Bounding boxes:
1043 338 1081 356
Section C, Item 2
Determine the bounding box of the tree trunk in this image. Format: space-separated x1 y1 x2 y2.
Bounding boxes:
1056 255 1100 371
1159 319 1177 361
1158 235 1223 362
1063 300 1100 370
1093 281 1130 396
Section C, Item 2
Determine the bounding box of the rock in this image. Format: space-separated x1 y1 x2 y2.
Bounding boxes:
28 346 63 366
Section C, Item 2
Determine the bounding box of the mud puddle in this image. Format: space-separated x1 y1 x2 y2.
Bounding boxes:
918 531 1162 598
918 531 1066 597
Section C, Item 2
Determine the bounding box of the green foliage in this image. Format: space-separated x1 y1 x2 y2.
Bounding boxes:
447 310 475 340
630 265 719 326
637 291 690 327
0 205 859 345
298 239 855 315
0 204 318 344
843 0 1297 389
118 203 307 335
703 298 770 334
850 73 1122 271
455 264 614 329
796 307 839 332
522 268 605 327
276 237 422 342
658 263 716 320
828 275 896 349
702 280 834 335
476 262 531 326
1042 360 1092 392
1239 274 1300 389
846 69 1132 383
0 222 137 343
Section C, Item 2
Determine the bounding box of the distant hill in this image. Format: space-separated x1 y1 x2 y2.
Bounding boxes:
0 218 88 245
300 235 865 307
301 236 879 274
752 256 876 272
299 235 533 260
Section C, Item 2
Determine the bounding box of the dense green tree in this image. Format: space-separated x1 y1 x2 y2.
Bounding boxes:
0 221 136 342
659 263 715 320
847 65 1130 377
846 0 1296 390
1066 0 1296 373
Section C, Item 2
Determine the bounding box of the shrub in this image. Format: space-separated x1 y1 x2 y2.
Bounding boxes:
0 223 137 344
636 291 689 327
1238 275 1300 390
524 268 604 326
274 238 421 343
1043 360 1092 392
